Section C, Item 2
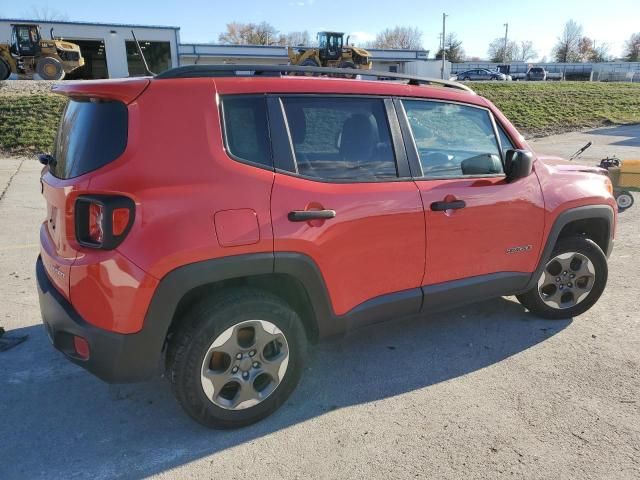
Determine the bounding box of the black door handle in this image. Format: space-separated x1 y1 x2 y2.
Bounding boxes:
288 209 336 222
430 200 466 211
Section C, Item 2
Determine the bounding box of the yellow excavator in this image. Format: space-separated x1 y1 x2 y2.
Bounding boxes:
0 24 84 80
288 31 372 72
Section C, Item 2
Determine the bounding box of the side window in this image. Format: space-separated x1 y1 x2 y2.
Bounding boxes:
221 96 272 168
281 97 397 180
402 100 504 178
497 124 515 155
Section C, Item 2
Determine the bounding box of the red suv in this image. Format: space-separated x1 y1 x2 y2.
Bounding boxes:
37 65 616 428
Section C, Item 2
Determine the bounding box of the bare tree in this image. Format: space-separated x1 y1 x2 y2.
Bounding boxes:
553 20 583 62
218 21 282 45
285 31 311 46
589 42 611 63
435 33 465 62
624 33 640 61
26 5 69 21
487 38 518 63
515 40 537 62
369 26 423 49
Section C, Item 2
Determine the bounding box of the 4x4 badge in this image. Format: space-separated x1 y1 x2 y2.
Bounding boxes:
506 245 532 254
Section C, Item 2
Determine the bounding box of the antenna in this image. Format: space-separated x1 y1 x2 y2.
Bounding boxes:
131 30 155 77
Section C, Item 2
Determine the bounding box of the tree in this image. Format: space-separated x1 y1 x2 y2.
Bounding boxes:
285 31 311 46
25 6 69 21
369 26 423 49
589 42 611 63
435 33 465 62
218 22 282 45
553 20 583 62
515 41 537 62
623 33 640 61
487 37 518 63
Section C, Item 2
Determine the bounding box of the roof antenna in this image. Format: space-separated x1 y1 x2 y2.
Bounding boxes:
131 30 155 77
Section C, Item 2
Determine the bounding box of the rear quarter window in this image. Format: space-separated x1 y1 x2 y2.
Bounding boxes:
52 99 128 179
220 96 272 168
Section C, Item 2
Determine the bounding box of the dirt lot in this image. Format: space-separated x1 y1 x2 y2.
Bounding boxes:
0 126 639 479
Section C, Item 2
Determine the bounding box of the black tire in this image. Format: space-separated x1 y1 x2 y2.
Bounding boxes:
615 191 634 211
0 59 10 80
462 76 470 81
337 61 357 78
296 58 319 76
166 288 307 429
516 236 608 320
36 57 65 80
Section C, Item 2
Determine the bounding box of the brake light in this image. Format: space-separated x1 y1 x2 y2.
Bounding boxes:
88 203 104 243
75 195 135 249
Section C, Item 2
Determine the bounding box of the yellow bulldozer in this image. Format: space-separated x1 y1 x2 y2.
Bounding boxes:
288 31 372 72
0 24 84 80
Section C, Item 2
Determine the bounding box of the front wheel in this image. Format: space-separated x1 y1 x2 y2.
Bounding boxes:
517 236 608 319
36 57 65 80
166 288 307 429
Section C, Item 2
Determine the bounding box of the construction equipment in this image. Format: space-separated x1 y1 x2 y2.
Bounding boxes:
288 31 372 73
0 24 84 80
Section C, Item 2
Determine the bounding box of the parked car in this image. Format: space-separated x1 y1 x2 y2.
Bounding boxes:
527 67 547 81
455 68 508 81
37 65 616 429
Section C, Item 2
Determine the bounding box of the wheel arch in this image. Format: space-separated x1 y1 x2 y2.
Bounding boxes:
523 205 614 291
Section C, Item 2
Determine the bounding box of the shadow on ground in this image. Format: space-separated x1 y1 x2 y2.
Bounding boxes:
586 125 640 148
1 297 570 479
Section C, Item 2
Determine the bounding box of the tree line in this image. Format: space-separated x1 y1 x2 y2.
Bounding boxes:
218 21 639 63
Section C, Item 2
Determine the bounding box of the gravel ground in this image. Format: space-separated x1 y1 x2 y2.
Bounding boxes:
0 80 60 96
0 127 638 479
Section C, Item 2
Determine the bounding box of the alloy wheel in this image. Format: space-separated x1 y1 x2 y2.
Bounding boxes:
200 320 289 410
537 251 596 309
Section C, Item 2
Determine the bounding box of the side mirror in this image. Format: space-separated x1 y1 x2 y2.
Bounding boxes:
505 149 533 182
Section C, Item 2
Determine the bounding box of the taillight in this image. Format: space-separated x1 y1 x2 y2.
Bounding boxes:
75 195 135 249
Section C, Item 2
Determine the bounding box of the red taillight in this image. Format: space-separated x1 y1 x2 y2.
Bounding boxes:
73 335 90 360
112 208 130 236
75 195 135 249
88 203 104 243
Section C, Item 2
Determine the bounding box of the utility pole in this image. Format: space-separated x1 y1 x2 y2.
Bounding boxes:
503 23 509 63
441 13 448 79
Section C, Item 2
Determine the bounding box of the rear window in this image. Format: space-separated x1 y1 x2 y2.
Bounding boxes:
220 96 272 168
530 68 543 73
52 99 128 179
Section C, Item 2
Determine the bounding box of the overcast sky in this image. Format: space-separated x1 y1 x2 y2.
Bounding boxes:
3 0 639 60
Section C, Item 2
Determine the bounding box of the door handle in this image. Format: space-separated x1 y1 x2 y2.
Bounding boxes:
430 200 466 211
288 210 336 222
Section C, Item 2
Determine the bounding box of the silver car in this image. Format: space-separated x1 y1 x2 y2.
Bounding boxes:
456 68 508 81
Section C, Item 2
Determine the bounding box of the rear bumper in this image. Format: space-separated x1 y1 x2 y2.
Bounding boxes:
36 255 161 383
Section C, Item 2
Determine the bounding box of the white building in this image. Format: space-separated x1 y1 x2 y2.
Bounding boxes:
0 18 180 79
1 18 443 79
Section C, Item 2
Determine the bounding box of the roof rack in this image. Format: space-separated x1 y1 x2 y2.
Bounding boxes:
155 64 474 93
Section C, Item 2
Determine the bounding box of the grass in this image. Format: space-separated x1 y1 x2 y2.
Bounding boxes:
0 94 67 155
1 81 640 156
471 81 640 137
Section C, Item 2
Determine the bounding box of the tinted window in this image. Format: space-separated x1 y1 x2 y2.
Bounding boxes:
402 100 504 178
221 96 272 168
52 99 128 179
282 97 397 180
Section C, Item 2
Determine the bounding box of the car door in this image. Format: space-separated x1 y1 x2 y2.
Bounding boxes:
395 98 545 288
269 95 426 318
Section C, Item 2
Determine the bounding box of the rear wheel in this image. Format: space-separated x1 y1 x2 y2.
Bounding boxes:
0 59 10 80
297 58 319 76
36 57 65 80
166 288 307 429
517 236 607 319
615 191 634 211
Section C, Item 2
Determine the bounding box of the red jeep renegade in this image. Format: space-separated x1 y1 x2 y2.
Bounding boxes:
36 65 616 428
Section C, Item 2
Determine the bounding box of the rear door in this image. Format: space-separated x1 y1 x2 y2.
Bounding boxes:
396 98 545 287
269 95 426 317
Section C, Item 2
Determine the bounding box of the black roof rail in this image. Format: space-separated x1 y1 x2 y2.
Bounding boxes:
155 64 474 93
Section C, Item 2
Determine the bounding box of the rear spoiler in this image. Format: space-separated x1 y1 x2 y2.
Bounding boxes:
51 78 151 104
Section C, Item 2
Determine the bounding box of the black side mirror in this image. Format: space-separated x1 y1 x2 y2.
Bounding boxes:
38 153 55 166
505 149 533 182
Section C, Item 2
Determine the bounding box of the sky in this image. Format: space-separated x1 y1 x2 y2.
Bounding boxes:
2 0 639 60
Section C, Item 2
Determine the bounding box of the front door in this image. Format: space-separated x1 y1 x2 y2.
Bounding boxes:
270 95 426 316
397 98 545 286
